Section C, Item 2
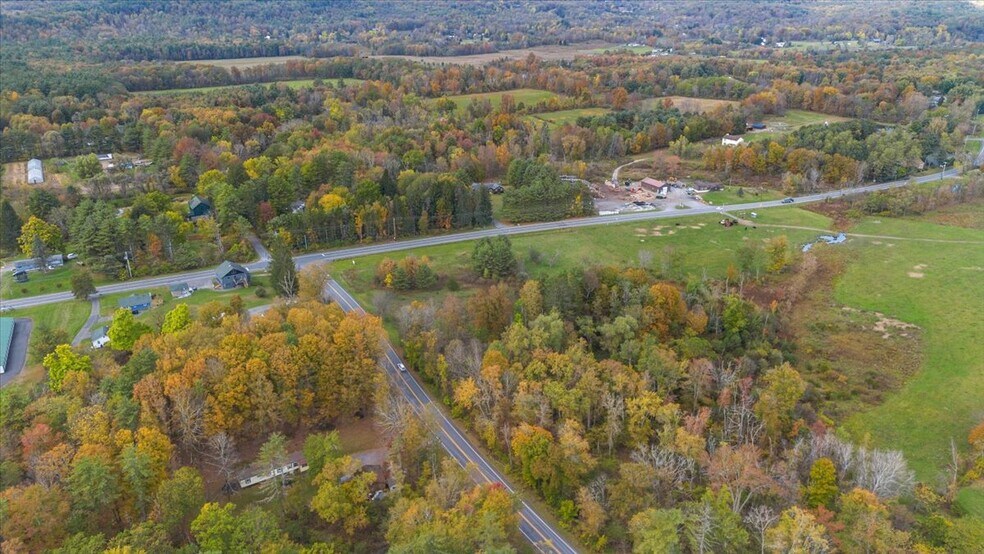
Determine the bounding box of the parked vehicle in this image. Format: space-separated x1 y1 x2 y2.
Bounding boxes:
782 197 795 204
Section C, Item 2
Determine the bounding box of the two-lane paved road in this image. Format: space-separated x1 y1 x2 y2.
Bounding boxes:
324 279 578 553
1 168 958 311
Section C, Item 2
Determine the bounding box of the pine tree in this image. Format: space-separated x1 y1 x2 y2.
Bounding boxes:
0 199 23 254
474 186 494 226
269 239 298 298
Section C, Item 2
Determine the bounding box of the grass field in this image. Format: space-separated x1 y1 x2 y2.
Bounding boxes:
528 107 610 126
836 216 984 480
965 139 982 154
432 88 561 112
639 96 739 113
588 45 652 55
370 41 616 66
743 109 854 142
177 55 312 69
0 265 88 299
701 186 784 205
134 78 363 95
338 207 827 307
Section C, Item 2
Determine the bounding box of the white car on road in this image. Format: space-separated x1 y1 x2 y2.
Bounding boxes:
397 362 406 372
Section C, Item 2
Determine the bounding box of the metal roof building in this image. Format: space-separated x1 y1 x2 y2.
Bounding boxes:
0 318 15 373
27 159 43 184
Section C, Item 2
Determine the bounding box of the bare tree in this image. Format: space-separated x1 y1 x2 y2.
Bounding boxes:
745 505 778 554
687 500 718 554
171 387 205 457
602 392 624 456
206 432 241 493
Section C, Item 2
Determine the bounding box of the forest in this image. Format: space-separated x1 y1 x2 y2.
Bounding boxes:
1 1 983 552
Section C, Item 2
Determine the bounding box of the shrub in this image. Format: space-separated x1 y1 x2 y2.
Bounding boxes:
255 286 268 298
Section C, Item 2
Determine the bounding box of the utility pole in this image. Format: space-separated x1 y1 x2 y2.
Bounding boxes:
941 161 947 180
124 250 133 279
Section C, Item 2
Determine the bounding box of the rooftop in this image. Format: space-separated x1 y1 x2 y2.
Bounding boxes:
0 318 14 370
118 293 152 309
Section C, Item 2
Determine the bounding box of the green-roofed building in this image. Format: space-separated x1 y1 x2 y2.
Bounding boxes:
0 317 14 374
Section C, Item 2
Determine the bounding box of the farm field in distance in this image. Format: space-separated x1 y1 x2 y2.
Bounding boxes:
370 41 619 65
639 95 739 113
134 78 363 95
528 107 610 126
431 88 561 112
175 55 312 69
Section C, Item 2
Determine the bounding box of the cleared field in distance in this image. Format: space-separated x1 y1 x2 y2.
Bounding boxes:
528 107 609 126
370 41 618 66
744 109 854 141
176 55 312 69
134 78 363 95
432 88 561 112
639 96 739 113
588 45 652 55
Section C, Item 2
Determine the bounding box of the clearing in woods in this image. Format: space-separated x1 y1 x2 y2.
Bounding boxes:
176 55 311 69
639 96 739 113
431 88 562 112
528 107 611 126
133 78 363 95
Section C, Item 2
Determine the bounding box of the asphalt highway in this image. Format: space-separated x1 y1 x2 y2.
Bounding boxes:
324 279 577 553
1 168 958 311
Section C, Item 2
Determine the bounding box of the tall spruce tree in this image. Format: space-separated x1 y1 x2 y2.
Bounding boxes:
269 239 298 298
0 199 23 254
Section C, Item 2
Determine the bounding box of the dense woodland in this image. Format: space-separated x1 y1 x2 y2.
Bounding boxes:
1 1 983 552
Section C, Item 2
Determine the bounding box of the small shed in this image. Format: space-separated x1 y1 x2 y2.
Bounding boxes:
188 195 212 219
118 293 152 314
215 261 250 289
722 134 744 147
91 326 110 349
12 269 28 283
169 282 192 299
27 159 43 184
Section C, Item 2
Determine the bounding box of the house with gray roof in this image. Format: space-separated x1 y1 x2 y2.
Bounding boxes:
215 261 250 289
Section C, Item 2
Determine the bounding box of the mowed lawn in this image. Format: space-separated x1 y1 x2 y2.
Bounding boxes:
432 88 561 112
338 207 828 308
528 107 610 126
134 78 363 95
701 186 784 205
837 216 984 480
99 281 272 320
